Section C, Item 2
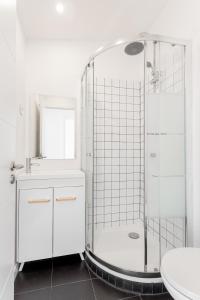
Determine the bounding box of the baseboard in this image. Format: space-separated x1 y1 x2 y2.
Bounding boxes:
0 264 17 300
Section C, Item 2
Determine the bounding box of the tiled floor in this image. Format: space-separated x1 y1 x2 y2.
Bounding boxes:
15 255 173 300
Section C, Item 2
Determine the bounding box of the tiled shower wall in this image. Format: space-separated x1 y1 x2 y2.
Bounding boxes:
147 217 185 254
93 78 144 229
146 45 186 252
84 43 186 255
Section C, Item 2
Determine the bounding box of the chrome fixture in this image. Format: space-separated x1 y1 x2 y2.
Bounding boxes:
128 232 140 239
34 155 47 159
146 60 160 86
124 41 144 55
10 161 24 171
10 174 16 184
26 158 40 173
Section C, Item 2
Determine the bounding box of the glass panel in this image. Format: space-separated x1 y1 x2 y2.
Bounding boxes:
145 41 186 272
92 43 145 272
82 63 94 251
83 38 186 276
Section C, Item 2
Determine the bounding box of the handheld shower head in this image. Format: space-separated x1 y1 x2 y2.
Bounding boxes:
146 61 160 86
146 61 153 69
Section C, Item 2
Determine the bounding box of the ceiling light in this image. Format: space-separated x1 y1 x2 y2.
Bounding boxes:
56 2 64 14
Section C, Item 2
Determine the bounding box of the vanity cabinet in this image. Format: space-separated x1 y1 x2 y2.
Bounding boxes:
16 171 85 264
18 188 53 262
54 187 85 257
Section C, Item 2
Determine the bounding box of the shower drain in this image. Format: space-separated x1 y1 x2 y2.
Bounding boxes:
128 232 140 239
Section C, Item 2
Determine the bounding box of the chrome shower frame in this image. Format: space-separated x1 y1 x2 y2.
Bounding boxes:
81 32 192 284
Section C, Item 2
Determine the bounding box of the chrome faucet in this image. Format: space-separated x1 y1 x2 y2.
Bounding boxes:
26 158 40 173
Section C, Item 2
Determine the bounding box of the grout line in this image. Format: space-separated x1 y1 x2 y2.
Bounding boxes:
16 270 92 295
52 278 93 288
15 286 51 296
90 278 97 300
86 267 97 280
86 263 97 300
15 277 96 296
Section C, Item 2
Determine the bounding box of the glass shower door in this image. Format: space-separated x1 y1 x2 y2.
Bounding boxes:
145 41 186 272
82 62 94 252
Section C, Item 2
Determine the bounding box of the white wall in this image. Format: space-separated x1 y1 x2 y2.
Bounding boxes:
149 0 200 246
0 1 16 299
26 40 99 170
16 16 27 164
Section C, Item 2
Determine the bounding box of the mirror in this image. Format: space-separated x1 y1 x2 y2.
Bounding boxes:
29 94 76 160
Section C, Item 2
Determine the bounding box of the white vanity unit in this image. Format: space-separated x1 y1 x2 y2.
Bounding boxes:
16 170 85 270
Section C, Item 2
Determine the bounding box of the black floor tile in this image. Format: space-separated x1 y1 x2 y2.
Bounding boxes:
14 256 173 300
87 266 98 279
92 278 139 300
14 288 51 300
123 298 141 300
51 280 95 300
52 255 90 286
140 294 173 300
15 259 52 294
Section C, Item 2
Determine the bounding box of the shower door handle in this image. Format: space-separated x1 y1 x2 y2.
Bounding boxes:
150 153 157 158
87 153 93 157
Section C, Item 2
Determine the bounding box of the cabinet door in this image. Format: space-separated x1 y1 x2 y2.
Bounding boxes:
18 188 53 262
53 186 85 257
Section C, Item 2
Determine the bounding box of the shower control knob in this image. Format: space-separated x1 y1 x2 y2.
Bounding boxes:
150 153 157 158
87 153 93 157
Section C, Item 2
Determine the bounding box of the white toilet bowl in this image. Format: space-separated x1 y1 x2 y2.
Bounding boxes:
161 248 200 300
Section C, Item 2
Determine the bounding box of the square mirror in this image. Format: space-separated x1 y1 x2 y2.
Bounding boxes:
41 107 75 159
29 94 76 160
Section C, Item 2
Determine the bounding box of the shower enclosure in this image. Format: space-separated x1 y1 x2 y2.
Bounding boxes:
81 34 187 287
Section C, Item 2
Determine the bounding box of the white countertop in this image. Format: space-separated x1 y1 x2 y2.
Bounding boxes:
17 170 85 181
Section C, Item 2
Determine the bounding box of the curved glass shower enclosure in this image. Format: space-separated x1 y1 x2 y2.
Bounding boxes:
82 34 186 278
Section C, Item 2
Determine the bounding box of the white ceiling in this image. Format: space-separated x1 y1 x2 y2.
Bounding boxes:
17 0 168 41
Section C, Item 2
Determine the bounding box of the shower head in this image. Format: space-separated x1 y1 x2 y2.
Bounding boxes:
124 42 144 56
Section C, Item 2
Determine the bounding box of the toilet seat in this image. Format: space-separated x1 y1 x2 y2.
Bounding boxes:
161 248 200 300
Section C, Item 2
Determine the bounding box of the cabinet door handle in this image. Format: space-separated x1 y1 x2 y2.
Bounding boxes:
56 196 77 202
28 199 50 204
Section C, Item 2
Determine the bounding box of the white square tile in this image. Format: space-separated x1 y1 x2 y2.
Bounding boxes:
120 197 127 204
105 206 111 214
104 156 112 166
105 190 111 197
112 213 119 222
112 174 120 182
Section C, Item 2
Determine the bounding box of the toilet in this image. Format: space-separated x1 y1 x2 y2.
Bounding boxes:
161 248 200 300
